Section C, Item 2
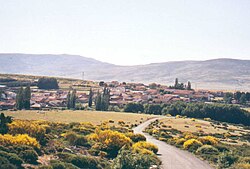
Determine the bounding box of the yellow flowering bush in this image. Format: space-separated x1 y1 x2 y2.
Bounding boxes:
132 141 158 154
175 138 186 145
198 136 219 145
8 120 46 141
0 134 40 148
87 129 131 157
183 132 197 139
183 139 203 151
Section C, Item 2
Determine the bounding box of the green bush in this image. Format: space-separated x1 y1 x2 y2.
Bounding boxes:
74 136 88 147
20 149 38 164
0 156 9 165
67 156 101 169
217 151 238 169
112 147 161 169
196 145 219 155
126 133 146 143
0 163 17 169
0 151 23 167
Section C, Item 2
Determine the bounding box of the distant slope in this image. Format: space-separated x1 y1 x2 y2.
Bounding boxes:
0 53 250 90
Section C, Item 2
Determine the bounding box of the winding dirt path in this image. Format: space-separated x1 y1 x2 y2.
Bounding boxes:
133 118 214 169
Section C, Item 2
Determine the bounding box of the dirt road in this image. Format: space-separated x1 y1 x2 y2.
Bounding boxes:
133 118 214 169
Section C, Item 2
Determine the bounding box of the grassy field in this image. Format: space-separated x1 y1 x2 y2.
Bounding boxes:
158 117 249 145
2 110 158 125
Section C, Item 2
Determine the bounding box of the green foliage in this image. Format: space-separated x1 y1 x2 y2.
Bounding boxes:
126 133 146 143
196 145 219 155
37 77 59 90
15 86 31 110
0 113 12 134
88 88 93 107
217 151 238 169
95 88 110 111
111 147 161 169
161 102 250 125
124 103 144 113
0 150 23 167
19 149 38 164
67 90 77 109
66 156 101 169
144 104 162 115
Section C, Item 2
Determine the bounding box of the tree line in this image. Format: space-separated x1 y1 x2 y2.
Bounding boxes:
124 102 250 126
223 91 250 105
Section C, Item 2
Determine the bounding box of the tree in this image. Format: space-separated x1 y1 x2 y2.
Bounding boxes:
70 89 77 109
23 86 31 109
239 94 247 105
37 77 59 89
187 81 192 90
15 87 24 110
95 88 110 111
66 91 71 109
88 88 93 107
0 113 12 134
124 103 144 113
223 92 233 104
66 89 77 109
174 78 178 88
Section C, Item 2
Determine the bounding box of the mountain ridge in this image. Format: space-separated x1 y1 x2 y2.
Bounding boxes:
0 53 249 90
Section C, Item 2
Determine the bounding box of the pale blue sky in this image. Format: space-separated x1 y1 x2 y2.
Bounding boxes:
0 0 250 65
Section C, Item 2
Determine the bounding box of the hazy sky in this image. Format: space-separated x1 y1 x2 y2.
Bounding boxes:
0 0 250 65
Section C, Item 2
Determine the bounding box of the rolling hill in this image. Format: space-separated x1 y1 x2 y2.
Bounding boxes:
0 53 249 90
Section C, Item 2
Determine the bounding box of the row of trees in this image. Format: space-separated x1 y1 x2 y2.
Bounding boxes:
169 78 192 90
224 91 250 104
124 102 250 125
15 86 31 110
95 87 110 111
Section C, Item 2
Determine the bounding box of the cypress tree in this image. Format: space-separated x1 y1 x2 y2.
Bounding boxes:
66 91 71 109
15 87 24 110
88 88 93 107
23 86 31 109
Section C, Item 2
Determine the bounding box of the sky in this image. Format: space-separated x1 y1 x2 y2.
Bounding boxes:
0 0 250 65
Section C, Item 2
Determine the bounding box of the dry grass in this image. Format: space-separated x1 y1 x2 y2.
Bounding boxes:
159 117 250 145
160 117 248 135
2 110 158 125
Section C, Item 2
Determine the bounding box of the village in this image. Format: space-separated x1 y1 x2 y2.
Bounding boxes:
0 76 236 111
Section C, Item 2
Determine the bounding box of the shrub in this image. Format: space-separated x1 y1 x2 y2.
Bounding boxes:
112 147 161 169
0 151 23 167
88 130 131 157
217 151 238 169
0 156 9 165
175 138 186 145
198 136 219 145
196 145 219 155
183 139 203 152
0 163 17 169
66 156 100 169
20 149 38 164
231 163 250 169
0 134 40 148
8 120 47 143
74 136 88 147
64 132 78 145
125 133 146 143
132 141 158 154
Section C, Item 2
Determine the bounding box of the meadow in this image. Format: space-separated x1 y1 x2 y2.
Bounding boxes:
3 110 158 126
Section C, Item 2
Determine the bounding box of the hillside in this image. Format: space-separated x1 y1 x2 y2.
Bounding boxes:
0 53 250 90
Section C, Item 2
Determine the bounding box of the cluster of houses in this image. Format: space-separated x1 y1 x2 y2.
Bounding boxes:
0 80 226 110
